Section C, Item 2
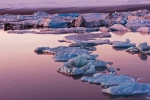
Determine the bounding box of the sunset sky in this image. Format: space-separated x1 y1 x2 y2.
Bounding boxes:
1 0 150 8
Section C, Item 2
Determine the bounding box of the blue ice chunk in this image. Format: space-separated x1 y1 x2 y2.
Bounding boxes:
102 82 150 95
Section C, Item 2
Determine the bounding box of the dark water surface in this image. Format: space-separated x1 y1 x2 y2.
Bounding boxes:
0 30 150 100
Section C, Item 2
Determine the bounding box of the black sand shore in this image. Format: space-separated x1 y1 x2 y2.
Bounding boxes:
0 4 150 15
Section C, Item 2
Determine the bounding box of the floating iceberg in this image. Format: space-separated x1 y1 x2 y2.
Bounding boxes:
56 13 79 17
110 24 131 31
138 42 148 51
144 50 150 55
100 27 109 32
57 65 97 76
80 39 110 45
34 46 90 55
137 27 150 33
42 18 71 28
64 33 111 43
112 39 136 48
72 16 86 27
125 46 139 52
34 47 51 53
54 54 98 62
81 74 136 86
63 54 92 67
92 59 108 67
69 42 98 47
107 67 117 75
102 82 150 95
72 68 84 75
83 65 96 75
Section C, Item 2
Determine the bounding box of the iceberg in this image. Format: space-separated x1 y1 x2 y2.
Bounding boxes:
34 46 90 55
137 42 148 51
111 39 136 48
54 54 98 62
81 74 136 86
72 68 84 75
34 47 51 53
72 16 86 27
17 15 25 20
33 11 48 17
64 33 111 43
126 46 139 52
57 66 84 76
110 24 131 31
137 27 150 33
56 13 79 17
92 59 107 67
100 27 109 32
63 54 91 67
42 18 71 28
144 50 150 55
102 82 150 95
107 67 117 74
83 65 96 75
81 62 93 72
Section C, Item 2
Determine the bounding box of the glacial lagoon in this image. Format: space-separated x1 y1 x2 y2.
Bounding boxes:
1 30 150 100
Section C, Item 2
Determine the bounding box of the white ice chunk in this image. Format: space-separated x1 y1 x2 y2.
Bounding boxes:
102 82 150 95
72 68 84 75
126 46 139 52
112 39 135 48
138 42 148 51
63 54 90 67
57 66 84 75
35 46 90 55
144 50 150 55
81 62 93 72
34 47 51 52
81 73 102 82
92 59 107 67
81 74 136 86
17 15 25 20
54 54 98 62
64 33 111 43
84 65 96 75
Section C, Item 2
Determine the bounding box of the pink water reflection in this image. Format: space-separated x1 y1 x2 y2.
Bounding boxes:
0 30 150 100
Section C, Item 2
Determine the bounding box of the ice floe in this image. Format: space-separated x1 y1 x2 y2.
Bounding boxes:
111 39 136 48
137 27 150 33
64 33 111 43
81 74 136 86
54 54 98 62
126 42 150 55
102 82 150 95
110 24 131 31
35 46 90 55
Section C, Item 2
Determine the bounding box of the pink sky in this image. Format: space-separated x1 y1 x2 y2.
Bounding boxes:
1 0 150 8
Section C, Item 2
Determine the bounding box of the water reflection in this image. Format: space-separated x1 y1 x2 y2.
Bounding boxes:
112 31 127 36
138 54 148 61
112 31 150 36
112 47 128 51
139 32 150 35
127 52 148 61
112 47 149 61
102 93 142 99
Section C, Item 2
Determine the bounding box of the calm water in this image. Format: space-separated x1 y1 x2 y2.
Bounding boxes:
1 0 150 9
0 30 150 100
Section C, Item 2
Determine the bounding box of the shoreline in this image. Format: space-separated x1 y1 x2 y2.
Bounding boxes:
0 4 150 15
